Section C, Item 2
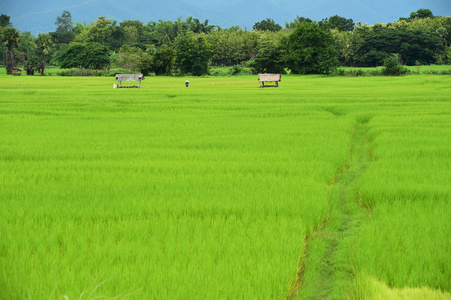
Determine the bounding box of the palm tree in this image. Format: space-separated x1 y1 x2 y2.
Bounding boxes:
35 33 53 75
200 20 216 34
2 27 19 74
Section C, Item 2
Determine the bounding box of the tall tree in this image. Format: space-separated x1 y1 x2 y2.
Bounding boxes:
153 44 176 75
0 14 12 27
120 20 144 47
253 18 282 32
282 22 339 74
186 17 216 34
53 10 75 44
351 25 441 66
175 32 212 76
322 15 355 31
35 33 53 75
410 9 434 19
75 16 117 49
399 8 435 22
286 16 313 29
252 38 284 73
2 27 20 74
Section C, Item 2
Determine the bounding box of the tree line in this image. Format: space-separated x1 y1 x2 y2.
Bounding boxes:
1 9 450 76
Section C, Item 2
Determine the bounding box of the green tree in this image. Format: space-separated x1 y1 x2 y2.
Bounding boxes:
35 33 53 75
117 45 154 75
285 16 313 29
153 44 176 75
399 9 435 22
251 32 286 73
58 42 110 69
322 15 354 31
186 17 217 34
0 14 12 27
175 32 212 76
332 29 353 65
53 10 75 44
352 25 441 66
123 26 139 45
18 31 35 53
282 22 339 74
383 54 407 76
253 18 282 32
152 19 186 45
24 55 40 75
18 31 37 74
435 27 449 64
207 30 259 66
120 20 145 47
410 9 434 19
75 17 117 49
1 27 20 74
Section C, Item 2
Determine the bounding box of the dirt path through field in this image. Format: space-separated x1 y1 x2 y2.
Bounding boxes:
288 116 373 299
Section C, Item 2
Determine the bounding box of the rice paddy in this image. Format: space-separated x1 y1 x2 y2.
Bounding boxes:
0 74 449 299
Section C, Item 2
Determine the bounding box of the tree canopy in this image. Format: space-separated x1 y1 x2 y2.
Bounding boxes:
253 18 282 32
2 9 451 75
283 22 339 74
57 42 110 69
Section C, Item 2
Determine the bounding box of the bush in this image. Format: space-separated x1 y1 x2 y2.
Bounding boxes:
229 65 243 75
56 69 109 76
383 55 407 76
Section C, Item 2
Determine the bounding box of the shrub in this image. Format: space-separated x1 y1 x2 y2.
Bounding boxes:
229 65 243 75
56 69 109 76
382 55 407 76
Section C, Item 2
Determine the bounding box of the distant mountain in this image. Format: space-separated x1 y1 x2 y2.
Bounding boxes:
3 0 451 35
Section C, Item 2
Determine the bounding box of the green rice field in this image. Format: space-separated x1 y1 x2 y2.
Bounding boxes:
0 74 450 299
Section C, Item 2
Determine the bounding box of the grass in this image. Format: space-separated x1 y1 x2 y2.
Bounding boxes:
0 74 450 299
2 64 451 77
337 65 451 75
350 107 451 293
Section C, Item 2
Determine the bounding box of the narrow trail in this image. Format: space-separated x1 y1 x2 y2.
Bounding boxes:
288 116 373 299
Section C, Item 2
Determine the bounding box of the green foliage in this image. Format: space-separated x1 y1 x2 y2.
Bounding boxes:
0 13 12 27
1 27 20 74
252 38 285 73
175 32 212 75
321 15 354 31
24 55 40 75
117 44 175 75
253 18 282 32
185 17 216 34
282 22 339 74
229 64 243 75
207 30 259 66
52 10 75 44
74 16 118 49
382 54 407 76
3 10 451 76
410 8 434 20
35 33 53 75
117 45 145 72
55 68 110 76
153 44 176 75
57 42 110 69
285 16 313 29
352 24 442 66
